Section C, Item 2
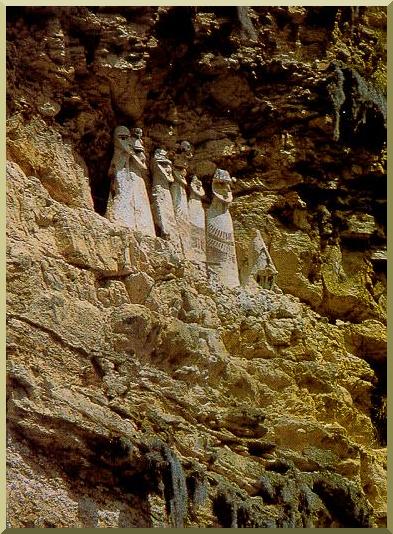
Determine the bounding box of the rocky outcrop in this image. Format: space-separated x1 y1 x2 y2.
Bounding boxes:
7 7 386 528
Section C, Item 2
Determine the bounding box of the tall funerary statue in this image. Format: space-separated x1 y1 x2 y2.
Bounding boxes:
187 175 206 265
151 148 182 251
171 140 193 256
105 126 155 237
206 169 240 288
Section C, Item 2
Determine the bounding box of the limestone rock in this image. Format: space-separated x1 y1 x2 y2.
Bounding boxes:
7 118 93 210
340 212 377 240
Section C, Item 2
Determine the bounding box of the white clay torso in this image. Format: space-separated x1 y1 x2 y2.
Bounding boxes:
171 180 190 255
106 167 137 230
207 197 240 288
151 154 182 251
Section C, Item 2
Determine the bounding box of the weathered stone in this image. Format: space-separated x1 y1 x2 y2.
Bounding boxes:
240 229 278 290
6 117 93 210
340 213 377 240
123 272 155 305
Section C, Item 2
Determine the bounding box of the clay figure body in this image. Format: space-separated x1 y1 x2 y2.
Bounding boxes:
105 126 135 229
105 126 155 237
129 129 156 237
151 148 182 250
206 169 240 288
171 141 193 255
188 176 206 264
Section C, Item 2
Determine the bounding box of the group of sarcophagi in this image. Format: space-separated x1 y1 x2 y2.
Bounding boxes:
105 126 277 289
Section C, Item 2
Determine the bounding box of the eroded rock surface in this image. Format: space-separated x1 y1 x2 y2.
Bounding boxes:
7 6 386 528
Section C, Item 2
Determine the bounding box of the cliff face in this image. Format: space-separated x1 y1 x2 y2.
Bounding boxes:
6 7 386 528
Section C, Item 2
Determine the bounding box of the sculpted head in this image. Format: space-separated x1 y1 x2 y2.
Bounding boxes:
180 140 193 154
114 126 132 154
190 175 205 198
131 139 146 168
130 127 144 151
212 168 235 204
154 147 169 160
131 128 144 151
152 148 174 183
131 134 144 157
172 141 193 185
213 168 233 184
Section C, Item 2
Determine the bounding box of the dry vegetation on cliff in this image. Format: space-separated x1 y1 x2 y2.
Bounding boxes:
6 6 386 528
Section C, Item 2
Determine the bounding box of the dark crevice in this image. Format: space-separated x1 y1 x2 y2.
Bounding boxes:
79 131 113 215
369 360 387 446
339 69 386 150
155 7 195 44
212 489 237 528
305 7 338 30
55 104 80 125
313 476 372 527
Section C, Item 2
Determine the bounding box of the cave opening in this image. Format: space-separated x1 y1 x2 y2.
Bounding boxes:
155 7 195 44
305 7 338 30
6 6 26 23
78 130 113 216
81 34 101 65
339 69 386 151
88 161 112 217
212 491 236 528
370 361 386 446
56 103 80 126
6 6 55 29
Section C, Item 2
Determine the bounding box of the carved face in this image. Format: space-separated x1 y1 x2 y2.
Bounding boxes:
131 138 146 167
180 140 192 154
191 176 205 197
114 126 132 154
132 138 145 156
213 180 231 198
213 168 232 183
153 148 174 183
131 127 144 150
212 169 233 203
174 170 188 187
154 148 167 160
